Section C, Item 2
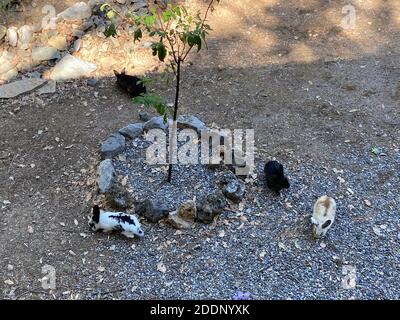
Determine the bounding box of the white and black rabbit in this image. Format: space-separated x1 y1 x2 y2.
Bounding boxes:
89 205 144 238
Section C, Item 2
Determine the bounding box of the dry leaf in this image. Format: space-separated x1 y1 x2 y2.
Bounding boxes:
121 175 128 186
157 262 166 273
278 242 287 250
364 199 372 207
97 266 105 272
372 226 383 236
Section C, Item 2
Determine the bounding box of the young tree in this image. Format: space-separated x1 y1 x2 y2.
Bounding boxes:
102 0 220 182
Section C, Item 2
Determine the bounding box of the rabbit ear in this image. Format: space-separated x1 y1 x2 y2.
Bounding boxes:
92 205 100 223
121 68 126 75
113 70 120 76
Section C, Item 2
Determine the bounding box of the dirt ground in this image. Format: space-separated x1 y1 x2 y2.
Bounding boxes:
1 0 400 299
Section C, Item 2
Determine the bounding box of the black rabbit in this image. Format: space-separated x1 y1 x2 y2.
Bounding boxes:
264 160 290 195
114 68 147 97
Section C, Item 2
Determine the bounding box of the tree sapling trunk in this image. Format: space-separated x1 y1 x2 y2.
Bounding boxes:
167 59 181 182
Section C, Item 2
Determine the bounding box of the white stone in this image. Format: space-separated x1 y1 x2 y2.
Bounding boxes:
6 27 18 47
32 46 59 61
18 25 33 49
49 54 97 81
57 2 92 21
0 68 18 82
0 57 14 74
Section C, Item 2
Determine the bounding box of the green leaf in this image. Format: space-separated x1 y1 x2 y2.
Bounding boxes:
106 10 116 19
163 10 173 22
104 23 117 37
134 28 142 42
100 3 109 12
144 14 156 28
157 43 167 61
132 93 171 120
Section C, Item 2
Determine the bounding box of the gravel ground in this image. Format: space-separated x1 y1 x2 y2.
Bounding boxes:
89 142 400 300
1 0 400 300
113 136 224 211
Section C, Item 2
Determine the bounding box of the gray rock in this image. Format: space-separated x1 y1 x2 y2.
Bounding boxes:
0 25 7 41
88 0 107 9
136 199 169 223
6 27 18 47
57 2 92 21
118 123 144 139
26 71 42 79
132 1 148 11
222 179 246 203
139 111 151 122
219 171 246 202
196 192 226 224
100 133 125 159
177 115 206 133
72 30 85 38
110 193 128 209
86 78 98 87
37 80 57 95
0 79 47 98
105 187 132 209
143 116 168 132
98 159 116 193
18 25 33 49
32 46 59 61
